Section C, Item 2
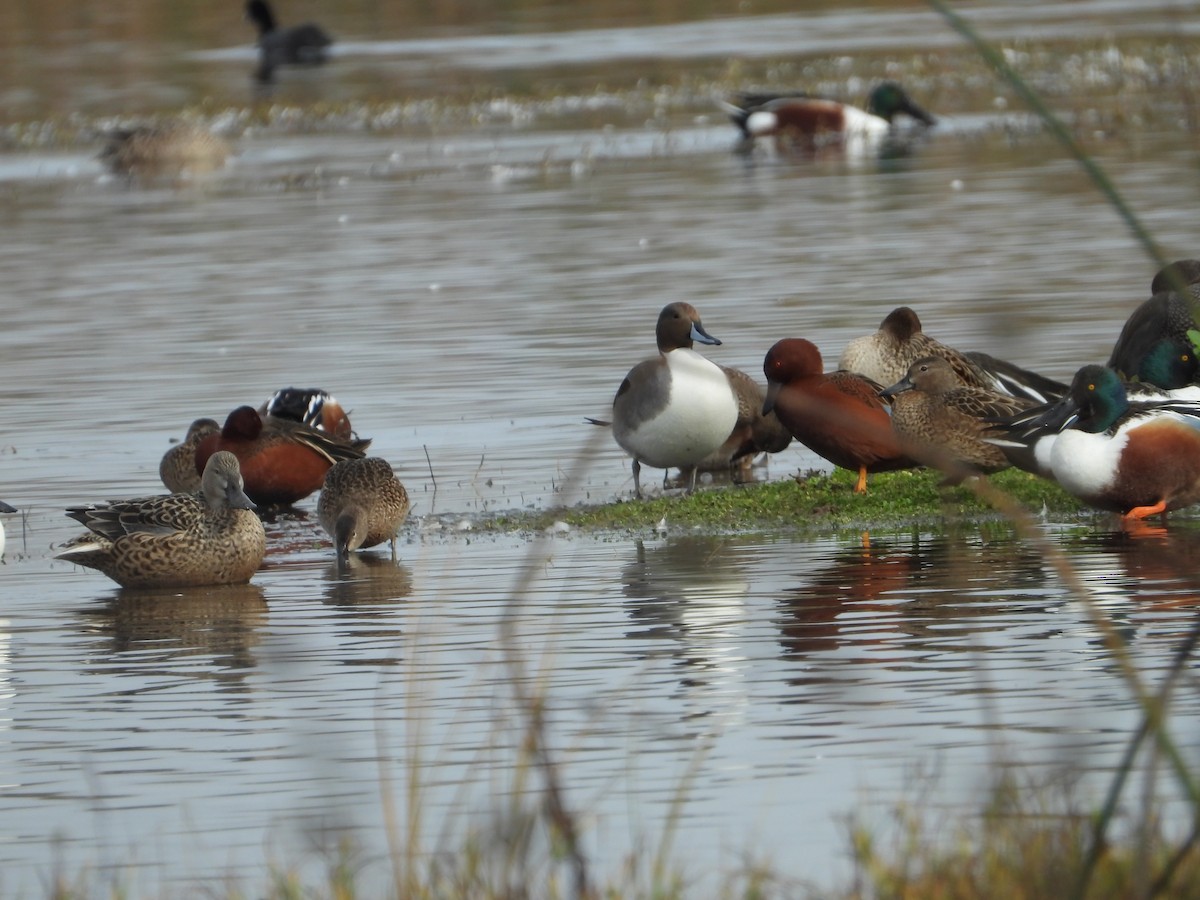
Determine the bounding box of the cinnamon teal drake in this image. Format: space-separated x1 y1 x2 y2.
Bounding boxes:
246 0 333 83
318 457 410 562
0 500 16 559
762 338 914 493
101 122 231 177
880 356 1035 484
1107 259 1200 388
56 451 266 588
990 364 1200 522
195 405 370 508
839 306 1066 404
722 81 935 155
611 302 739 498
259 386 356 439
160 418 221 493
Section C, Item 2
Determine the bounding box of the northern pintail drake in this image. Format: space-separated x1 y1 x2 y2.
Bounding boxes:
880 356 1035 484
1107 259 1200 388
839 306 1066 404
100 122 231 177
160 418 221 493
722 81 935 155
0 500 16 559
991 365 1200 521
259 386 356 439
246 0 333 83
762 338 914 493
318 457 411 562
611 302 740 497
195 405 370 508
56 451 266 588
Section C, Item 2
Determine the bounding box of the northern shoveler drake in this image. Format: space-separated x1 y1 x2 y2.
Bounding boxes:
259 386 356 439
318 457 411 562
160 418 221 494
611 302 740 498
246 0 333 83
762 338 914 493
195 405 370 508
56 451 266 588
991 364 1200 522
839 306 1067 404
880 356 1035 483
0 499 16 559
1107 259 1200 387
722 81 935 155
101 123 231 177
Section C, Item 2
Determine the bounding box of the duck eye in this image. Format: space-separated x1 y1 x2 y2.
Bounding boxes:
1087 383 1095 391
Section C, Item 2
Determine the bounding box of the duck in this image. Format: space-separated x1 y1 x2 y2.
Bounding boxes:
683 364 793 483
195 405 370 508
160 418 222 493
722 81 935 155
246 0 333 83
1107 259 1200 387
989 365 1200 521
258 386 356 439
838 306 1067 404
762 338 914 493
880 356 1035 484
56 451 266 588
611 302 740 498
318 457 411 562
100 122 231 177
0 500 15 559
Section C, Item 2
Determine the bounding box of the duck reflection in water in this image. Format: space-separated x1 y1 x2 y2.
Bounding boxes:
78 583 268 682
776 531 1052 661
622 536 752 691
324 553 413 608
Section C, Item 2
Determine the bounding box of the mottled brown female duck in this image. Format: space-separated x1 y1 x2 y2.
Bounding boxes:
101 122 231 177
318 457 410 562
160 418 221 493
880 356 1036 483
56 451 266 589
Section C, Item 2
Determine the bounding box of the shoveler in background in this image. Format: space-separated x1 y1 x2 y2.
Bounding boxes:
881 356 1034 484
318 457 411 562
0 499 16 559
1108 258 1200 388
195 405 370 508
839 306 1066 404
722 81 935 155
160 418 221 493
101 122 231 177
246 0 333 83
56 451 266 588
610 302 739 498
990 364 1200 522
259 386 356 439
762 338 914 493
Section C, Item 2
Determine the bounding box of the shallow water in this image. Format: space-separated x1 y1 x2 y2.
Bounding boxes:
3 0 1200 893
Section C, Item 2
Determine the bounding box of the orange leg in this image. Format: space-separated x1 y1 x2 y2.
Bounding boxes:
1123 498 1167 521
854 466 868 494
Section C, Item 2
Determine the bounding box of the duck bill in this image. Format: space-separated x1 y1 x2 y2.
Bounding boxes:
763 381 782 416
227 485 258 511
690 322 722 346
903 98 937 126
878 375 914 399
1028 395 1081 432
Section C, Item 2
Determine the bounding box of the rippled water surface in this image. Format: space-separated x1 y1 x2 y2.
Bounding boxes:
3 0 1200 893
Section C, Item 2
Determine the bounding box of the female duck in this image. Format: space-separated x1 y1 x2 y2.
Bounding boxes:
996 364 1200 522
56 451 266 588
611 302 739 497
762 338 913 493
318 457 410 562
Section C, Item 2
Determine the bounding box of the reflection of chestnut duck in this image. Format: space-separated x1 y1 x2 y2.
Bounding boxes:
762 338 913 493
196 406 369 508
